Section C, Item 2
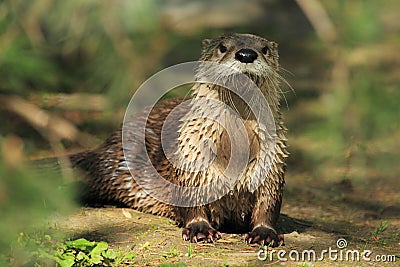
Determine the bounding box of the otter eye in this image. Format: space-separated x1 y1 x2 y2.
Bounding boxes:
219 44 227 53
261 46 269 54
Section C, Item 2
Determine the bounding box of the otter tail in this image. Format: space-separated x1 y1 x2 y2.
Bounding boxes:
30 149 100 204
32 150 96 173
69 150 98 172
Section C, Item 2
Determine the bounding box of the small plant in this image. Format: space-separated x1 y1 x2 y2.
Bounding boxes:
169 245 179 257
15 233 136 267
161 245 179 259
140 241 151 250
185 243 192 257
360 242 368 252
371 220 388 242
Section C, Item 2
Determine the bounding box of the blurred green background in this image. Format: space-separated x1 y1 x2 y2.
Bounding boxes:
0 0 399 262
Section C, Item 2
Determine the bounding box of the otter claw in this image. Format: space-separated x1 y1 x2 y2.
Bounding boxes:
245 226 284 247
182 221 221 243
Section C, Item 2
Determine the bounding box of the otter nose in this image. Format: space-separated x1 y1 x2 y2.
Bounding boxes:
235 48 258 63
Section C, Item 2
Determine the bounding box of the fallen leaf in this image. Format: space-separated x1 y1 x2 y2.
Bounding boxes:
122 208 132 218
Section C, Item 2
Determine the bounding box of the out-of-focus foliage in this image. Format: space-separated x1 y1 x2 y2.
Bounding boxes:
0 0 167 262
0 137 76 265
328 0 381 45
0 0 164 99
0 0 169 151
297 0 400 179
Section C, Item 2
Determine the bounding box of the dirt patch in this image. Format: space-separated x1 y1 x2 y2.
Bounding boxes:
52 172 399 266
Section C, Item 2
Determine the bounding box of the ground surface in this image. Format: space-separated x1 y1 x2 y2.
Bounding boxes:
53 169 400 266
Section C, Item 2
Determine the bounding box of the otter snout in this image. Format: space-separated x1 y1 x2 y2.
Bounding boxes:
235 48 258 63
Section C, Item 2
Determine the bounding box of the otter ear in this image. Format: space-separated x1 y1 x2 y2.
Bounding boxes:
270 41 278 50
202 39 212 47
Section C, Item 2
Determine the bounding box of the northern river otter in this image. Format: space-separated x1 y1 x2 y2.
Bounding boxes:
70 33 288 246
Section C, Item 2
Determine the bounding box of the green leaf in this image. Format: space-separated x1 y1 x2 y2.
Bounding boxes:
90 253 103 264
124 253 136 260
91 241 108 255
102 249 117 260
66 238 95 250
89 242 108 264
55 253 75 267
76 251 89 261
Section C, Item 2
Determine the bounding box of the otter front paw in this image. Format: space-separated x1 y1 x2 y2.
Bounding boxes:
245 226 284 247
182 221 222 243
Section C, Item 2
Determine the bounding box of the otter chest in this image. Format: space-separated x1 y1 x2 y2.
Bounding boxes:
217 119 260 167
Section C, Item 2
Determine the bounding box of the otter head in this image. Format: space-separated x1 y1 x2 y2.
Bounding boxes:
200 33 279 85
196 33 282 116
